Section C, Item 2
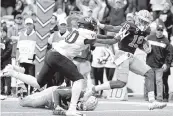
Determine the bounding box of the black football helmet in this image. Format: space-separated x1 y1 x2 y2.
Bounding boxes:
78 17 97 31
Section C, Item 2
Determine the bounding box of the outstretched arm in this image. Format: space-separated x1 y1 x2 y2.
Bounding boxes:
84 35 120 46
97 22 122 32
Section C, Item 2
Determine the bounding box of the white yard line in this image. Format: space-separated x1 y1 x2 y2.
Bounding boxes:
99 101 173 106
1 109 173 114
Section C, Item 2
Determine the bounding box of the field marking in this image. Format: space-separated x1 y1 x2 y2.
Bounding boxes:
99 101 173 107
1 109 173 114
3 98 173 107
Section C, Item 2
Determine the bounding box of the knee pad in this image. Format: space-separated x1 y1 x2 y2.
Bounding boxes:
110 80 126 89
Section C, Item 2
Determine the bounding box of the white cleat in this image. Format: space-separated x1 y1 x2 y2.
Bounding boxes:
148 101 167 110
66 110 83 116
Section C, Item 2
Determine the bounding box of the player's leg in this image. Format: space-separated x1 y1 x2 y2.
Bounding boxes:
129 56 167 110
83 59 130 101
53 52 84 115
2 51 56 89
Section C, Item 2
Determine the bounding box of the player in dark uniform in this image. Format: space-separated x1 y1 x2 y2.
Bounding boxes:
84 10 167 110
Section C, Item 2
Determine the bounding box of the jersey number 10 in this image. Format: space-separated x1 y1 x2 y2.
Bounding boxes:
65 30 79 44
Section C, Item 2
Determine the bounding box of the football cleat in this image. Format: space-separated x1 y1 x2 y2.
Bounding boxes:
148 101 167 110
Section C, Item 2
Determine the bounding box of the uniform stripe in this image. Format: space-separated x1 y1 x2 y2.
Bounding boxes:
148 40 166 48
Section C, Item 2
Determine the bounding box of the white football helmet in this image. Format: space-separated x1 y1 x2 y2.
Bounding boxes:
135 10 153 31
77 96 98 111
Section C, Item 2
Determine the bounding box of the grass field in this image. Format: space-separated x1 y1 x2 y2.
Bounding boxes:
1 96 173 116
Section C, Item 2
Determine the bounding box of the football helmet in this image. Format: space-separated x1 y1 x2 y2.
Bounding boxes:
135 10 153 31
78 17 97 31
77 96 98 111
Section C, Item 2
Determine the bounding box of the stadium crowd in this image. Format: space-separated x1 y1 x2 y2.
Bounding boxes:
1 0 173 114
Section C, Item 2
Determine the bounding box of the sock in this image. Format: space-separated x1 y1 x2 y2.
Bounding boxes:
68 79 84 111
148 91 155 102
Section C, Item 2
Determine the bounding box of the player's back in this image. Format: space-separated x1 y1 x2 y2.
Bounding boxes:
118 21 147 54
53 28 96 59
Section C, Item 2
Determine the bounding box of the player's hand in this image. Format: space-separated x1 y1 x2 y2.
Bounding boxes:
116 28 129 40
143 42 151 54
162 64 168 72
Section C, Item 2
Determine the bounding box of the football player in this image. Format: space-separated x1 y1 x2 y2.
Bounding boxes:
19 86 98 114
2 17 99 116
83 10 167 110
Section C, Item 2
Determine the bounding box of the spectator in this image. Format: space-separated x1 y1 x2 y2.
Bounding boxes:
1 0 16 17
64 0 80 15
146 24 173 102
17 18 37 95
159 2 173 41
1 20 7 28
53 8 67 23
47 15 59 50
12 0 25 18
105 0 128 26
162 68 171 102
76 0 102 18
49 19 70 49
1 26 13 95
150 0 169 20
31 12 37 24
7 14 25 96
136 0 150 11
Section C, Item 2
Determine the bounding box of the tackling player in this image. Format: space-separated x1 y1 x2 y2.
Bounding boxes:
84 10 167 110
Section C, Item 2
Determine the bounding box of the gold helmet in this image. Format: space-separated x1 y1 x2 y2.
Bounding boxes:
135 10 153 31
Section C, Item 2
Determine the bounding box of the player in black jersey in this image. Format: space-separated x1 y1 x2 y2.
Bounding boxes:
84 10 167 110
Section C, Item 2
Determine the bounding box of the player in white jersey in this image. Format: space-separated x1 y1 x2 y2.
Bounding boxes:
53 27 96 60
2 17 98 116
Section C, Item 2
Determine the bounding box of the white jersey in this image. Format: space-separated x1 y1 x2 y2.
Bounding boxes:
53 28 96 60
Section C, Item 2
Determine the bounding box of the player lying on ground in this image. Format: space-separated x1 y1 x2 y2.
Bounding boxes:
19 86 98 115
1 16 127 116
83 10 168 110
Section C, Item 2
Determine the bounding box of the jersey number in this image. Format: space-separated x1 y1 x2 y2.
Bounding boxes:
65 30 79 44
128 28 144 48
128 35 144 48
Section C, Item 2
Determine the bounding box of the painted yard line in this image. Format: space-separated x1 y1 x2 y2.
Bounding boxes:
99 101 173 106
3 99 173 107
1 109 173 114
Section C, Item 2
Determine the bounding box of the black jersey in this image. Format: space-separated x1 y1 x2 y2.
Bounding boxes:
118 22 149 54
